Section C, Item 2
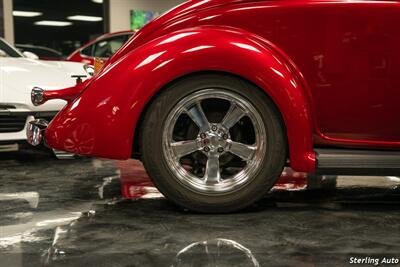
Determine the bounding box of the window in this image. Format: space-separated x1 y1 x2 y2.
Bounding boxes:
0 39 23 58
17 46 63 59
81 45 94 57
92 35 131 58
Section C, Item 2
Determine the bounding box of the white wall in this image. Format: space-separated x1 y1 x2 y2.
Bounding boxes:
2 0 14 44
109 0 184 32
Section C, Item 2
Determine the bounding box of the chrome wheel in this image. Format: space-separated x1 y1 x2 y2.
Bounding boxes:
163 89 267 194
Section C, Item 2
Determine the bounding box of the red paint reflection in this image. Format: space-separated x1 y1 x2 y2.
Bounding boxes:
63 123 95 154
274 167 308 191
117 160 163 199
118 160 307 199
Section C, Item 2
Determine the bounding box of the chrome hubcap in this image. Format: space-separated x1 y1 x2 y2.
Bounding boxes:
163 89 266 194
200 124 230 154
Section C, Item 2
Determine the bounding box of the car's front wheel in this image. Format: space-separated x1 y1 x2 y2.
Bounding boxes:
141 73 287 212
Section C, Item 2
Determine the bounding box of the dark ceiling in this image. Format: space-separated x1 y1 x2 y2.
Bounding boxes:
13 0 105 55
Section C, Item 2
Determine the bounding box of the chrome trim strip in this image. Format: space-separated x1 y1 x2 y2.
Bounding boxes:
0 143 19 152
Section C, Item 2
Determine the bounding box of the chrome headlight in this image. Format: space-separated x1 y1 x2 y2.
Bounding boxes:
31 87 45 106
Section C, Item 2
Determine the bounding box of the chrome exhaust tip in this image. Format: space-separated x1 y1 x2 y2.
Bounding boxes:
27 119 48 146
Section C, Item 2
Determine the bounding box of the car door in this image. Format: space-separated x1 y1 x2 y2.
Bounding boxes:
230 0 400 147
309 1 400 145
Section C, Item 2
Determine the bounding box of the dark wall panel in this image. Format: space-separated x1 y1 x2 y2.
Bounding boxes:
13 0 104 55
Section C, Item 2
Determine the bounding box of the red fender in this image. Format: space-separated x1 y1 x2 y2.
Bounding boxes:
46 26 316 172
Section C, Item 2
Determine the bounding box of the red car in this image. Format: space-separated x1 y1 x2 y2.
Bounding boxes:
67 30 134 65
28 0 400 212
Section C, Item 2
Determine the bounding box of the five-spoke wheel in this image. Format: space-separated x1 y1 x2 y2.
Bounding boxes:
163 89 266 194
141 74 287 212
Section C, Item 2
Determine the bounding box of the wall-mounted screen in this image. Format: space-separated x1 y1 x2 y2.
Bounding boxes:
130 10 159 30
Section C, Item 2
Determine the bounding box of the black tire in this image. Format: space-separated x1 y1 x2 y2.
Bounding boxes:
140 73 287 213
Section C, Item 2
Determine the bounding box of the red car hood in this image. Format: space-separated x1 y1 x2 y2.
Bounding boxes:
107 0 264 67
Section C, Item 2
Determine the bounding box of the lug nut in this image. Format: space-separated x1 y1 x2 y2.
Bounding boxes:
203 146 210 152
223 134 229 140
211 125 218 131
200 133 207 139
218 147 224 153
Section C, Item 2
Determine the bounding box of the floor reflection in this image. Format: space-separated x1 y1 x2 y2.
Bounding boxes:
119 160 308 200
118 160 164 200
173 239 260 267
1 150 400 267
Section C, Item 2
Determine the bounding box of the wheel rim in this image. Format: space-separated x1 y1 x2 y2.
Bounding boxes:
162 89 267 195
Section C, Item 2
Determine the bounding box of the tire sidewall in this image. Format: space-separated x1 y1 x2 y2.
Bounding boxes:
141 73 287 212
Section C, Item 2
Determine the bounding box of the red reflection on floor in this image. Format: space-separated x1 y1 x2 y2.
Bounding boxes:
274 168 308 191
118 160 307 199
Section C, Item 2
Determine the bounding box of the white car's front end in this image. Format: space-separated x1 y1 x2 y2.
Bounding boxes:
0 57 87 151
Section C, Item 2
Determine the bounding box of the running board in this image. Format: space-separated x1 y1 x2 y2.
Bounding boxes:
315 149 400 175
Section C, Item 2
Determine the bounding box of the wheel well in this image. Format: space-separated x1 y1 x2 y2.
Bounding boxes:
132 71 288 160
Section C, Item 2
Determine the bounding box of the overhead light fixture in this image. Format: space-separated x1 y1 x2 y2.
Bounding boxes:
34 20 72 27
13 11 43 17
91 0 103 3
67 15 103 22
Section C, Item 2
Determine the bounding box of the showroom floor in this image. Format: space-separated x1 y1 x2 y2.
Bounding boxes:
1 149 400 267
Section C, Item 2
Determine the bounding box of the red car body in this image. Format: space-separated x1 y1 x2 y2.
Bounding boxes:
47 0 399 169
28 0 400 211
67 30 134 65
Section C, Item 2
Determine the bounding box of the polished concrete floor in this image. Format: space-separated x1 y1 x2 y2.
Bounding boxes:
1 149 400 267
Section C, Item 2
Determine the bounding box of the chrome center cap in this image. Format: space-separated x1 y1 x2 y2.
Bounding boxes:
200 125 229 153
208 133 221 149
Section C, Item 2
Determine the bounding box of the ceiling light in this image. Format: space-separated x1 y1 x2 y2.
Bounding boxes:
13 11 43 17
34 21 72 27
91 0 103 3
67 15 103 22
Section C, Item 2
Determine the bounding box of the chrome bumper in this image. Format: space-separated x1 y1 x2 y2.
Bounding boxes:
26 119 48 146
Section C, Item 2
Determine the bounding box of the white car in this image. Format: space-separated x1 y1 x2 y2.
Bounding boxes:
0 38 87 154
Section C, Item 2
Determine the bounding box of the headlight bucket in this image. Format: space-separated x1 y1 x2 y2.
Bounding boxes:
31 87 45 106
